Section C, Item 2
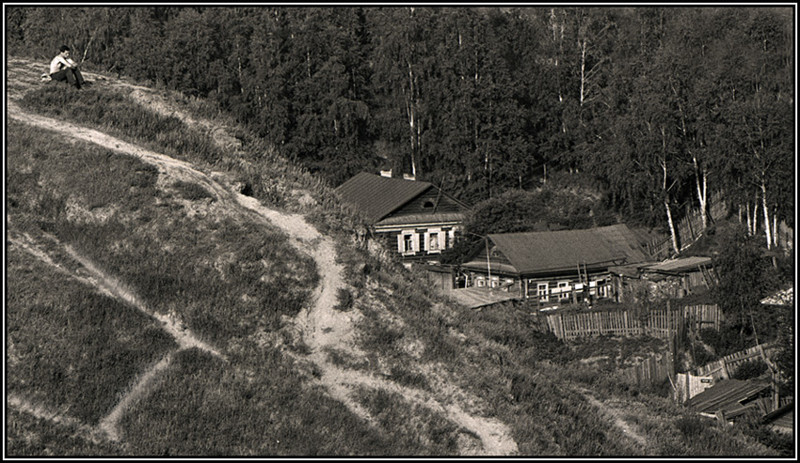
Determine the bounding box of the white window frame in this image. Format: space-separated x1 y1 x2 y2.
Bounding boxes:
558 281 570 300
537 283 549 302
429 232 440 251
403 234 414 253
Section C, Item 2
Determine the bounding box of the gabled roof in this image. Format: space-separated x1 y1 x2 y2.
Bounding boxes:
335 172 433 223
474 224 650 276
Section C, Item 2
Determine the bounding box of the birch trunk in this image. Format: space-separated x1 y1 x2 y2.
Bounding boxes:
746 202 752 235
660 129 679 255
579 40 587 107
773 212 779 248
693 155 708 230
661 159 679 255
406 62 418 178
665 196 679 255
761 180 772 249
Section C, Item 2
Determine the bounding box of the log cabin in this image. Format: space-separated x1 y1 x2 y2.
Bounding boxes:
336 172 470 263
460 224 651 307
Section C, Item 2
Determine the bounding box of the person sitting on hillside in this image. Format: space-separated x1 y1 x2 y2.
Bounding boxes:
49 45 85 89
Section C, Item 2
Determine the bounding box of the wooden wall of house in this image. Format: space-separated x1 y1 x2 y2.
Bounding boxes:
384 188 465 218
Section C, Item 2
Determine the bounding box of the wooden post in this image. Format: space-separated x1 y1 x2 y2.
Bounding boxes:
668 300 676 378
685 371 690 402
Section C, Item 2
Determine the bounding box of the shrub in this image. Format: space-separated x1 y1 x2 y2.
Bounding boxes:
731 360 768 380
674 414 709 441
700 326 748 357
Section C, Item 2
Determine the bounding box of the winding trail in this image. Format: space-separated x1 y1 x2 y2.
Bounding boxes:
579 389 648 449
7 393 106 446
7 63 519 456
98 353 174 441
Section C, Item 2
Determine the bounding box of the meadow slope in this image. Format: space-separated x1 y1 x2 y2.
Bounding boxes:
5 56 781 457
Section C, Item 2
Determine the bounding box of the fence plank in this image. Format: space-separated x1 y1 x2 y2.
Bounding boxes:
545 304 722 340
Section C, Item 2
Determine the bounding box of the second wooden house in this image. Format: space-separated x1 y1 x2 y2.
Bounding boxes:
460 224 652 307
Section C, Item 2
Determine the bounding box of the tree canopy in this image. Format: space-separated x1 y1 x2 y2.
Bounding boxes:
7 6 794 243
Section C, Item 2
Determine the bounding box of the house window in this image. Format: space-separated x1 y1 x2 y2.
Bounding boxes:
596 279 608 298
403 235 413 253
429 233 439 250
444 231 450 249
419 234 426 252
423 200 435 209
558 281 570 300
538 283 549 302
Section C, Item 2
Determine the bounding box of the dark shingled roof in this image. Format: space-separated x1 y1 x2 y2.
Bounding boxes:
335 172 433 223
483 224 650 276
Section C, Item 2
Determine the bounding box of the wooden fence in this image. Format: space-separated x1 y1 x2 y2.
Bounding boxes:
692 343 775 380
620 352 673 388
683 304 724 332
544 304 723 340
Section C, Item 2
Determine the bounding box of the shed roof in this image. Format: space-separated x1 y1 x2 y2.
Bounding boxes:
763 402 794 431
643 256 712 274
335 172 433 223
446 287 521 309
474 224 650 276
687 379 771 415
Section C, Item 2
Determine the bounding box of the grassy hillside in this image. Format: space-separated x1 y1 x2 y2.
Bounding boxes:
5 57 785 457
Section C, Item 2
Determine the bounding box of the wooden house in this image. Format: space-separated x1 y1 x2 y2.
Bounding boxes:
336 172 469 263
460 224 651 306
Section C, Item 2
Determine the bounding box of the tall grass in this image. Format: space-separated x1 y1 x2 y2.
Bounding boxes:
118 347 409 456
10 73 783 457
354 387 460 455
21 85 223 165
5 409 125 457
7 121 318 348
7 247 177 425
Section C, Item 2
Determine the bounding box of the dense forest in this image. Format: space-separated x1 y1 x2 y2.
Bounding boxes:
6 6 794 250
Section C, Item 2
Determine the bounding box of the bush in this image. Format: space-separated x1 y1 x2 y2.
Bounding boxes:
700 327 748 357
674 414 709 441
731 360 768 380
691 343 717 366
